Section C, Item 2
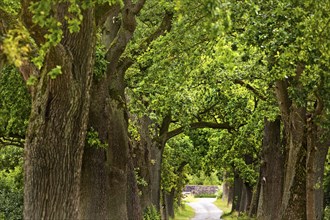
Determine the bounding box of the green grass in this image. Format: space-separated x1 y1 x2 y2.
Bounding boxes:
183 194 197 203
213 199 255 220
213 198 232 215
171 204 195 220
193 193 217 198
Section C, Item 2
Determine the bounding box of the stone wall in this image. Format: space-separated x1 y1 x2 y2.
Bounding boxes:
183 185 219 195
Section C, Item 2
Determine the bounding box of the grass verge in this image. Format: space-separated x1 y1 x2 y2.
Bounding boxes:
213 199 255 220
171 204 195 220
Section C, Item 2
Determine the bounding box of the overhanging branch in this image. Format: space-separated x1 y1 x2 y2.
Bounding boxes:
233 79 267 101
164 121 234 141
0 136 24 148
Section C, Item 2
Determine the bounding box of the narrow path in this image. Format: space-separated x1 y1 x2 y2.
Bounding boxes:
187 198 223 220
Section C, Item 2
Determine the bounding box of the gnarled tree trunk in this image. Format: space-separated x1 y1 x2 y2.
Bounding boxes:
306 119 329 220
131 115 154 212
275 77 307 220
232 171 243 213
79 2 145 219
257 118 284 220
23 6 96 219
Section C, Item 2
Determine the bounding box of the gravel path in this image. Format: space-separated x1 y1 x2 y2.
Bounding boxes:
187 198 223 220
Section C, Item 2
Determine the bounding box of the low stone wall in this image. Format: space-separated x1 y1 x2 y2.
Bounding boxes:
183 185 219 195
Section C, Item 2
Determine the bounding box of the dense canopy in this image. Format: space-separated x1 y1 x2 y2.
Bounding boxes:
0 0 330 219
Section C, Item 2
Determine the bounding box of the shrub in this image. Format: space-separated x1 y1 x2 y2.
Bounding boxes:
194 193 217 198
0 166 23 220
0 147 23 220
324 206 330 220
143 205 160 220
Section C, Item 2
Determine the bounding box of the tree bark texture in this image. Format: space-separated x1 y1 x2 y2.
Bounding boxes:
79 2 145 219
131 116 153 209
222 180 231 202
151 141 165 211
165 189 175 219
23 6 96 219
127 146 143 220
249 173 261 217
275 78 307 220
232 171 243 213
306 120 329 220
257 118 284 220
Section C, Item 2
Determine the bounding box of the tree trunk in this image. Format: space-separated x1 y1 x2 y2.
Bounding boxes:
306 120 317 220
245 183 253 212
127 145 143 220
79 47 131 220
165 189 175 219
257 118 284 220
79 2 145 219
151 142 165 211
280 106 307 220
228 185 233 206
306 120 329 220
238 183 253 213
275 79 307 220
80 78 110 219
313 142 328 220
23 6 96 219
249 174 261 217
131 115 154 212
222 180 231 202
80 147 109 219
232 172 243 213
239 184 247 213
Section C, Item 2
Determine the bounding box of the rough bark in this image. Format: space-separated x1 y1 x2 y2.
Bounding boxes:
79 2 145 219
306 120 317 220
151 141 165 211
23 5 96 219
80 3 175 218
306 121 329 220
131 115 154 212
257 118 284 220
249 174 261 217
165 189 175 219
80 74 110 219
80 147 109 219
222 179 231 202
313 142 328 220
275 77 307 220
228 185 234 206
127 145 143 220
232 172 243 213
239 184 247 213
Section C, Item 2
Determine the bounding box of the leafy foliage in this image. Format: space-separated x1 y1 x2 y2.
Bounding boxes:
0 146 23 220
86 127 108 149
0 66 30 139
143 205 160 220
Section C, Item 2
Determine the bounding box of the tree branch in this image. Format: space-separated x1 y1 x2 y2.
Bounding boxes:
119 9 173 77
141 10 173 50
124 10 173 67
159 114 172 137
164 121 234 141
0 136 24 148
275 79 291 127
233 79 267 101
105 2 141 68
132 0 146 14
95 3 121 27
312 73 324 117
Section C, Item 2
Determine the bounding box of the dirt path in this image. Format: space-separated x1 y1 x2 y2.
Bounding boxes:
187 198 223 220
